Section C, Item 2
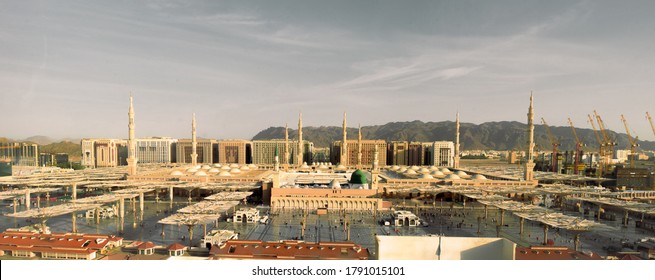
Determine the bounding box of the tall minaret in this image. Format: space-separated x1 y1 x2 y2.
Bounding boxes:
373 145 379 171
191 113 198 166
284 123 289 171
127 96 138 176
297 112 303 166
274 144 279 172
454 112 461 169
341 112 348 166
525 93 536 181
371 145 380 190
357 124 362 168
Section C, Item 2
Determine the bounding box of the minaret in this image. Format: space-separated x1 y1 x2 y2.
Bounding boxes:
371 145 380 190
284 123 289 171
274 144 279 172
191 113 198 166
341 112 348 166
357 124 362 168
297 112 303 166
454 112 461 169
525 93 536 181
373 145 379 171
127 95 138 176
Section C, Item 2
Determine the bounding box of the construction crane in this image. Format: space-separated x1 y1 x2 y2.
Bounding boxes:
541 118 559 173
620 115 639 168
594 110 616 160
587 114 604 177
568 117 584 175
647 112 655 138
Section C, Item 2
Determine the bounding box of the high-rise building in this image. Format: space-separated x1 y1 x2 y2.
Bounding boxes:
331 140 387 167
55 153 69 166
81 139 127 168
252 140 312 165
176 139 215 164
432 141 454 167
387 141 427 166
136 137 177 164
0 142 38 166
217 140 249 164
39 153 55 166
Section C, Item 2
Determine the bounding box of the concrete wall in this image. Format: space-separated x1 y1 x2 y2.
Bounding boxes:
376 236 515 260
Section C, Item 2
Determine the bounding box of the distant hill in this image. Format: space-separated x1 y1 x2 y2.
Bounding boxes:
252 120 655 151
23 135 55 145
39 141 82 161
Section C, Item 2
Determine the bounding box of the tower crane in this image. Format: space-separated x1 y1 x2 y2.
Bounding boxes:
620 115 639 168
587 114 604 177
594 110 616 160
541 118 559 173
647 112 655 138
568 117 584 174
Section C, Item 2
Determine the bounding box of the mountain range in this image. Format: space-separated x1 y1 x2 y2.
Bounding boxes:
252 120 655 152
3 121 654 158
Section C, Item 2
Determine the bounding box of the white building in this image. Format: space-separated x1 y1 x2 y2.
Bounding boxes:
81 139 127 168
376 236 516 260
202 229 238 249
136 137 177 164
392 210 421 227
615 149 629 163
233 208 261 223
432 141 454 167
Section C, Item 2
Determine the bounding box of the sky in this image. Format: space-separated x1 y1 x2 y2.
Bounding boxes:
1 0 654 141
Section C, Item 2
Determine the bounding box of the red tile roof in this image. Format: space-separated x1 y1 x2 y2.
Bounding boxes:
167 243 187 251
515 246 602 260
100 253 169 260
620 254 642 260
209 240 369 260
136 242 156 250
0 231 122 257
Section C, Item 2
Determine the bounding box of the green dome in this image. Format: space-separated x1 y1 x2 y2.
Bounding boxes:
350 169 368 184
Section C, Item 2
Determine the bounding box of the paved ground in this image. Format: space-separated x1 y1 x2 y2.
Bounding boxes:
2 193 652 259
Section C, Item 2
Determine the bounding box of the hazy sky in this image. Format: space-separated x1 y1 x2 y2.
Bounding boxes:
2 0 654 141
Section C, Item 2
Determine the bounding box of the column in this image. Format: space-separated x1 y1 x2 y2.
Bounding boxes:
13 197 17 214
72 183 77 201
25 189 31 210
187 225 194 248
72 212 77 233
139 192 144 214
484 205 488 219
519 217 525 235
500 209 505 226
169 186 174 201
36 195 40 208
623 210 629 227
119 198 125 219
597 206 602 221
543 225 549 245
574 233 581 251
347 221 351 241
95 208 100 224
